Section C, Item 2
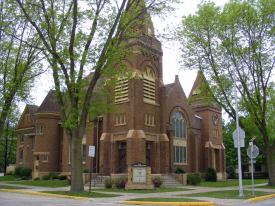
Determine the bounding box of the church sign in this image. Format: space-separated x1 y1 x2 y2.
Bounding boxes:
132 162 147 183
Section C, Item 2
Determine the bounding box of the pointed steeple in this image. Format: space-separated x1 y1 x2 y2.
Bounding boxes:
188 70 205 98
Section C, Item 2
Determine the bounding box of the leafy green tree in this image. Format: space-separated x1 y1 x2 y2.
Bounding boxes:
15 0 179 192
0 105 19 174
178 0 275 185
0 0 45 139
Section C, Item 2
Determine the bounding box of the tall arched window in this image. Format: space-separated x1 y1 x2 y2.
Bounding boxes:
143 66 155 103
172 112 186 139
172 111 187 164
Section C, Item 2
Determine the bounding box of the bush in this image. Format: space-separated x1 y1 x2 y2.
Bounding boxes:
14 167 23 177
83 168 90 173
226 166 236 179
187 172 201 186
152 176 163 187
34 177 40 181
5 171 14 176
42 175 51 180
20 167 32 177
21 176 29 180
58 175 67 180
104 178 113 188
48 171 58 179
114 177 128 189
205 167 217 182
174 167 186 174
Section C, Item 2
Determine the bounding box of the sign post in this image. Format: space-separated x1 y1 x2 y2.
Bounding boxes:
233 73 244 197
88 146 95 194
247 138 259 196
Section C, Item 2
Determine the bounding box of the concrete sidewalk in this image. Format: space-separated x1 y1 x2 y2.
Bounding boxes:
1 182 275 205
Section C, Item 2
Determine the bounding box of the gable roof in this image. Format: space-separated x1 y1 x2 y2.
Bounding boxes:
165 75 180 99
35 90 60 114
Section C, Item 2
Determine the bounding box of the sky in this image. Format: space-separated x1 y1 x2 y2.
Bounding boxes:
30 0 230 113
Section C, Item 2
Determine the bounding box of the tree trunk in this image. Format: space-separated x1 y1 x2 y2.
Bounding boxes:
70 132 84 192
266 150 275 186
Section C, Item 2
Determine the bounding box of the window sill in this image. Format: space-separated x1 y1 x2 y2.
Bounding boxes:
115 124 127 127
174 163 188 165
145 124 156 127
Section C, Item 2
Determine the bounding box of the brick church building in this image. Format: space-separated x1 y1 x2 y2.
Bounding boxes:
16 8 226 180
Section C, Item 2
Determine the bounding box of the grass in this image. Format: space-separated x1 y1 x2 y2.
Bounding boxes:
42 191 120 198
0 176 16 182
255 185 275 189
179 190 273 200
0 185 27 189
91 187 192 194
128 198 205 202
198 179 268 187
7 180 69 187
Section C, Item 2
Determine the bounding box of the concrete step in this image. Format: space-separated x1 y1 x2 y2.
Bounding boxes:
162 175 183 188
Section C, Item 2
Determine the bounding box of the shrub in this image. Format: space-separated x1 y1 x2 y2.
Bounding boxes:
174 167 186 174
83 168 90 173
67 176 71 185
20 167 32 177
58 175 67 180
104 178 113 188
114 177 128 189
48 171 58 179
5 171 14 176
14 167 23 177
205 167 217 182
34 177 40 181
21 176 29 180
187 172 201 186
42 175 51 180
226 166 236 179
152 176 163 187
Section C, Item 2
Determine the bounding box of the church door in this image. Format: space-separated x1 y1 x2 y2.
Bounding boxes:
119 148 126 173
146 149 150 166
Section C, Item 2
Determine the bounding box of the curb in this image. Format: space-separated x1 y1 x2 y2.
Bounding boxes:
0 189 87 200
248 193 275 202
122 201 215 205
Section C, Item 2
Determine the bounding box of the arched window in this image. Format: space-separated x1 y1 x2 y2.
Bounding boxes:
172 112 186 139
143 66 155 103
172 111 187 164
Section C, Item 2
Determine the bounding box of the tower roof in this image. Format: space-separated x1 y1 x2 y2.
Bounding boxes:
35 90 60 114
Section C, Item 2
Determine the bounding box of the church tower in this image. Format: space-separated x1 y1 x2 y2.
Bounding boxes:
189 71 226 179
99 1 169 174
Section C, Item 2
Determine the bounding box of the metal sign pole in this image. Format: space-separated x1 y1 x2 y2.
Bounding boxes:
89 156 92 194
251 142 254 196
88 145 95 195
234 73 243 197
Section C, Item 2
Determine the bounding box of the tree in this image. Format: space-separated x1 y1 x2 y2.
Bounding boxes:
15 0 179 192
0 105 19 175
0 0 45 139
178 0 275 185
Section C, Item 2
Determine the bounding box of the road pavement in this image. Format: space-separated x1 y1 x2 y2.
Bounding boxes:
1 180 275 206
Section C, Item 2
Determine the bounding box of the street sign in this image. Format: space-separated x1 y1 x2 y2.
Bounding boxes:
247 145 259 159
249 160 256 164
233 128 245 148
88 145 95 157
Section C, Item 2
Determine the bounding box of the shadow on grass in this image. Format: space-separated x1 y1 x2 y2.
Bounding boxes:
42 191 120 198
91 188 192 194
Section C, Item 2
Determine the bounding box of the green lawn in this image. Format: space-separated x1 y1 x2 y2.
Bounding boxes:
127 198 205 202
91 187 192 193
198 179 268 187
0 185 27 189
42 191 120 198
179 190 273 200
7 180 69 187
0 176 16 182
